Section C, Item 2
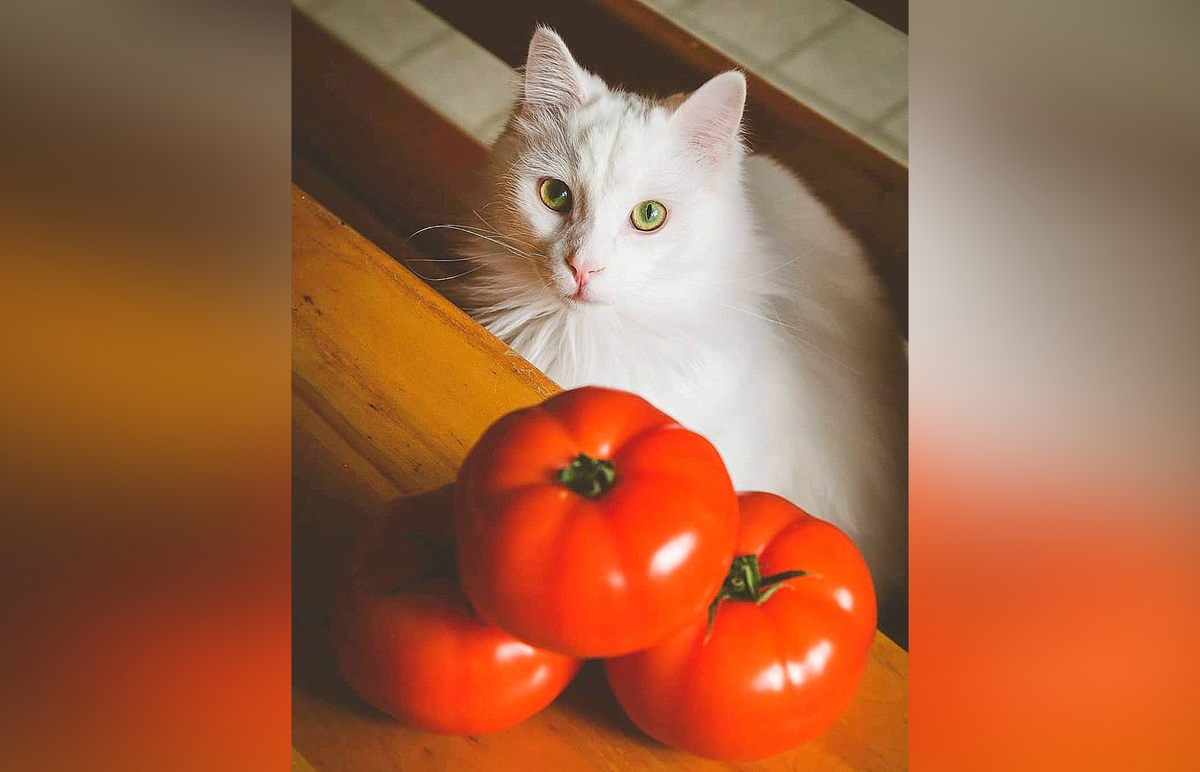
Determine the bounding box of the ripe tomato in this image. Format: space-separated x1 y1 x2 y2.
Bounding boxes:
454 386 740 658
605 492 877 760
333 486 580 734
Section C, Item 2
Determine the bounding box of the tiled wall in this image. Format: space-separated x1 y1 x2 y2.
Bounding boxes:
296 0 518 144
644 0 907 161
295 0 907 162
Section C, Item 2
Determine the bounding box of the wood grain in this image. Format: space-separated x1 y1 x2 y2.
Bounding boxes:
291 185 907 770
292 4 908 333
292 747 317 772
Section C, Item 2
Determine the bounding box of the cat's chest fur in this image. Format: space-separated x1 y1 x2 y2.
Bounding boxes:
493 302 792 476
507 308 740 400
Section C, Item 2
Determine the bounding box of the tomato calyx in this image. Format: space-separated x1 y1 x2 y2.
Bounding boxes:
556 453 616 498
704 554 808 642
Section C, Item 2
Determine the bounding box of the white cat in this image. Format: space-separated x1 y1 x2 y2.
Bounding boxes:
450 28 908 641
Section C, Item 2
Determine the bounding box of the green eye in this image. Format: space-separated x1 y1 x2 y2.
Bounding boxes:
539 178 572 212
631 200 666 231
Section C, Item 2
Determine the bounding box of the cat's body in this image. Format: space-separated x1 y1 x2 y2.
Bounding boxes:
449 28 907 641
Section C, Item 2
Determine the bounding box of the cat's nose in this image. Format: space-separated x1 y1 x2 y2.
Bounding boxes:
567 255 602 280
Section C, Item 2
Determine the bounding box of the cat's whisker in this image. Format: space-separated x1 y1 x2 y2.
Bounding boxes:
408 223 519 248
728 233 847 285
731 253 807 283
710 301 868 380
463 251 542 269
404 261 460 281
470 208 503 234
422 265 486 282
470 208 544 253
473 225 542 255
408 223 541 260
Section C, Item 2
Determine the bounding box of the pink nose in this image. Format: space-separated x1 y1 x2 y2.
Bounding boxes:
568 258 602 289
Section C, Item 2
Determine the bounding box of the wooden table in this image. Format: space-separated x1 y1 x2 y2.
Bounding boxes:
292 185 908 770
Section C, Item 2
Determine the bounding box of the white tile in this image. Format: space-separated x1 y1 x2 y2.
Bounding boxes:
880 104 908 146
775 11 907 123
683 0 846 66
475 111 513 146
393 36 519 137
313 0 451 69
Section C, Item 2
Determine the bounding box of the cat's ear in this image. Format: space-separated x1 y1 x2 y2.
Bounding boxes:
521 26 586 114
669 71 746 164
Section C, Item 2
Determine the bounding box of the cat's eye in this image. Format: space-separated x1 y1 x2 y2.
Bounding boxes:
539 178 572 212
631 200 667 231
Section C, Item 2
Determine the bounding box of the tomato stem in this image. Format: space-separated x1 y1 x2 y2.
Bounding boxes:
556 453 616 498
703 555 809 643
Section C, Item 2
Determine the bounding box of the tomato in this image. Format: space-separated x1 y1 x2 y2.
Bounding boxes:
333 486 580 734
454 386 740 658
605 492 877 760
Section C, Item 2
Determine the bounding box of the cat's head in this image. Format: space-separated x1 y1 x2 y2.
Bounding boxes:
474 27 748 311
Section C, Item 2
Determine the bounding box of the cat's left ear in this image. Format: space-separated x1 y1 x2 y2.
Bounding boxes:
669 71 746 164
521 26 586 115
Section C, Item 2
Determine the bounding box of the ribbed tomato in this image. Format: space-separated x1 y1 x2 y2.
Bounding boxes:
606 492 877 760
333 486 580 734
454 386 740 658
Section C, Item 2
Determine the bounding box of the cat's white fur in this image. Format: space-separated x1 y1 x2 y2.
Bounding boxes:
451 28 907 638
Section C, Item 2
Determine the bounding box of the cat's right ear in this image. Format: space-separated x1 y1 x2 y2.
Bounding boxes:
669 71 747 165
521 26 585 115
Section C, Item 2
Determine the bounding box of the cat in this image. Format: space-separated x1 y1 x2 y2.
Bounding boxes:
445 27 908 644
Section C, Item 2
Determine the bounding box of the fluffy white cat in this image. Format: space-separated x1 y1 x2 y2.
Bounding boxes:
448 28 907 642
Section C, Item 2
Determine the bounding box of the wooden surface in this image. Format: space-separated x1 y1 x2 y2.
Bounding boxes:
291 185 908 770
292 746 318 772
293 5 907 333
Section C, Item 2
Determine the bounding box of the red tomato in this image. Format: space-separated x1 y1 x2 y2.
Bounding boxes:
333 486 580 734
454 386 740 658
606 492 877 760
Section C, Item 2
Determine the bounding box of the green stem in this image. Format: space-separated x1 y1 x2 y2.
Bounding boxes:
556 453 616 498
703 554 809 642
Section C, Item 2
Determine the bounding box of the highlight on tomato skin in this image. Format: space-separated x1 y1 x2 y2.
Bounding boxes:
453 386 742 659
605 492 877 761
332 486 581 735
